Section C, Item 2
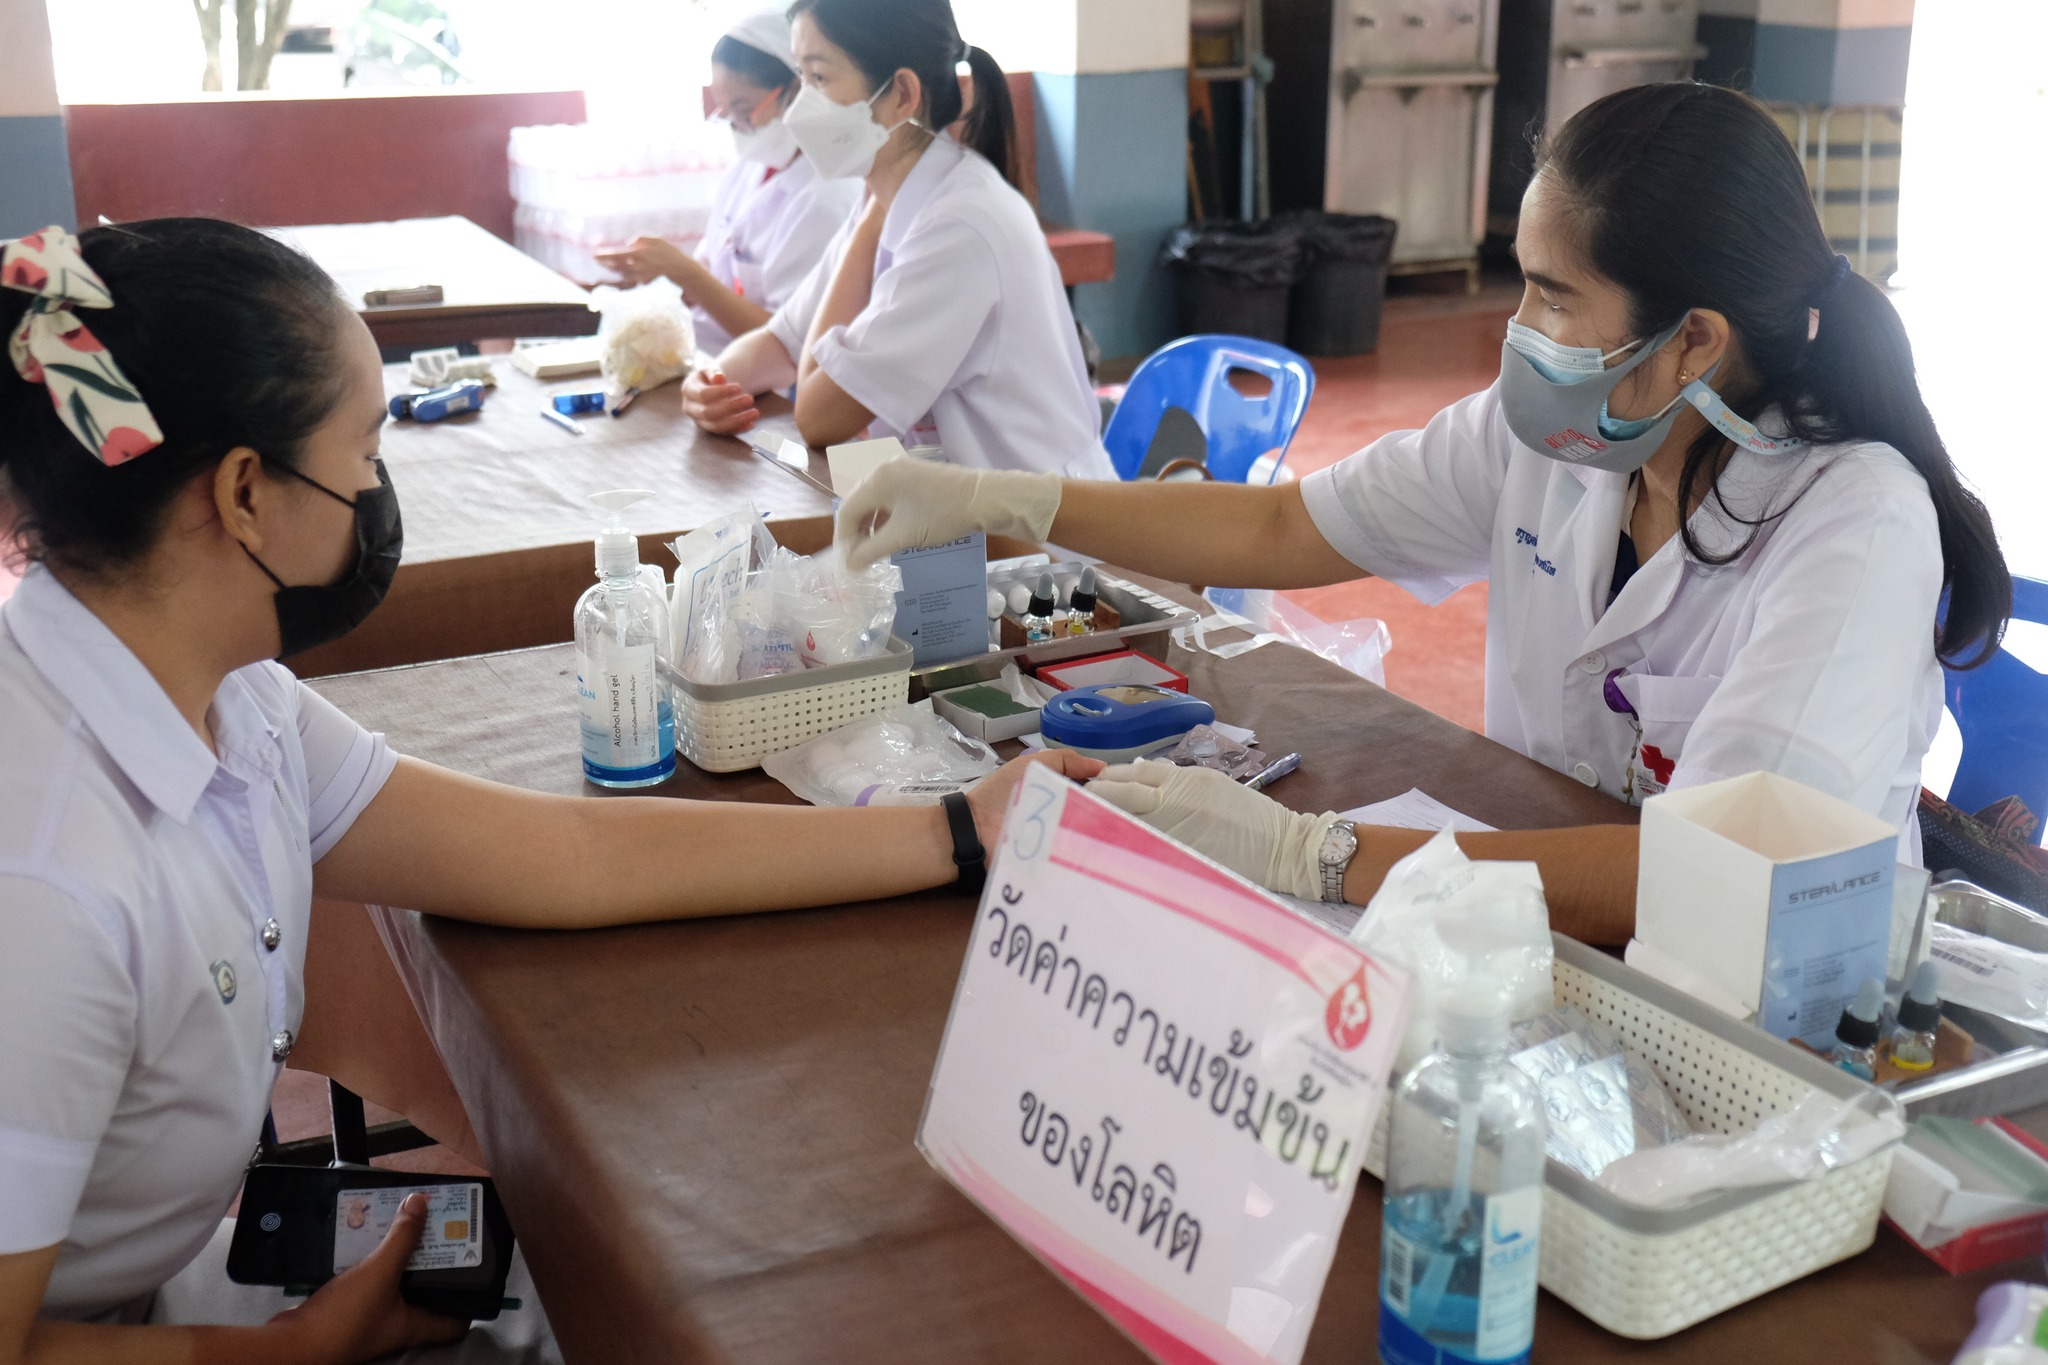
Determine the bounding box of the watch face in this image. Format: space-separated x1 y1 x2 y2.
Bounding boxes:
1322 824 1358 866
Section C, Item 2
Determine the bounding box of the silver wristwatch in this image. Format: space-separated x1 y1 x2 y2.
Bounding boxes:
1319 819 1359 903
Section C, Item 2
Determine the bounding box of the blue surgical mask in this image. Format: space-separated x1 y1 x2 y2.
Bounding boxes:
1504 320 1644 385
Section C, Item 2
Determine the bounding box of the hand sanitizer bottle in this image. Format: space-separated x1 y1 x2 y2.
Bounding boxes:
574 490 676 788
1380 975 1546 1365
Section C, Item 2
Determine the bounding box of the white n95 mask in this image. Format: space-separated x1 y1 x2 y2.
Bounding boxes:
731 114 799 166
782 82 895 180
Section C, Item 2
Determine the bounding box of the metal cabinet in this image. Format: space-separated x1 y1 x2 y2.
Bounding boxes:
1323 0 1502 285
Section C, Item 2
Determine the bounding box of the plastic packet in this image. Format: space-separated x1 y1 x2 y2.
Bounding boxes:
762 702 999 806
667 506 774 684
589 277 695 394
788 548 902 669
734 546 804 680
1507 1006 1692 1178
1163 723 1268 780
1927 922 2048 1030
1595 1088 1903 1209
1179 587 1392 686
1348 827 1554 1073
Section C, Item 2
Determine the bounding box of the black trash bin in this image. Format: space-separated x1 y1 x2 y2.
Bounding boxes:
1161 220 1305 344
1281 212 1397 357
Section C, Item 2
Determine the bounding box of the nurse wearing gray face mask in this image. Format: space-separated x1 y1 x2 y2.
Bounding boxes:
832 81 2012 950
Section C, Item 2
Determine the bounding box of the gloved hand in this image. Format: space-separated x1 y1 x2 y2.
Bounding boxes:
834 459 1063 571
1089 761 1339 902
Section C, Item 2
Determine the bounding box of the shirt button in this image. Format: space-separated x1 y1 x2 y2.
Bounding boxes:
271 1029 295 1063
261 918 282 952
1578 651 1607 675
1573 762 1599 786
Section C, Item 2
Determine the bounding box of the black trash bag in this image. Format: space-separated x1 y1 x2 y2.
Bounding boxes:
1273 211 1399 357
1161 221 1306 343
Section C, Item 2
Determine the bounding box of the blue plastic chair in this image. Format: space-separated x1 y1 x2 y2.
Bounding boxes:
1944 575 2048 821
1101 335 1316 484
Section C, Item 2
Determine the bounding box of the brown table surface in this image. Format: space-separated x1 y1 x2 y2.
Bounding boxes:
287 363 832 677
305 587 2043 1365
269 216 600 349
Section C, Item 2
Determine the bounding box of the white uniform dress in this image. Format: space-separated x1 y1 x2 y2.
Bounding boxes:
768 135 1114 479
1301 383 1943 858
690 148 858 354
0 567 396 1319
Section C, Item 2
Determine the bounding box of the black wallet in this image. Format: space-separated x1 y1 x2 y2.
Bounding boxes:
227 1164 515 1321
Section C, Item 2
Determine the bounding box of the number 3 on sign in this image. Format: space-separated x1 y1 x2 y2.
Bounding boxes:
1008 765 1069 864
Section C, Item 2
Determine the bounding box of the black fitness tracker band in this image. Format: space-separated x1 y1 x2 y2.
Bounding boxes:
940 791 986 889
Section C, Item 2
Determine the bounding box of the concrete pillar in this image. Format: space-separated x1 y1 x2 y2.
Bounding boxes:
1699 0 1917 106
959 0 1189 361
0 0 76 237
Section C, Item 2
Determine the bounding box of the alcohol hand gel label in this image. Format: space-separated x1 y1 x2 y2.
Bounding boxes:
577 640 660 774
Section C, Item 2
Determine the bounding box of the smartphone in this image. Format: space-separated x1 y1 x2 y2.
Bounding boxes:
227 1165 515 1320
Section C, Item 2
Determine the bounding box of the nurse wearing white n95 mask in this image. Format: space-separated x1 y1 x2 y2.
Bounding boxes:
680 0 1114 480
597 11 858 354
834 82 2012 947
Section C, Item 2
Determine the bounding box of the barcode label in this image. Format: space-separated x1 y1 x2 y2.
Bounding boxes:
1383 1229 1415 1317
1931 943 1996 978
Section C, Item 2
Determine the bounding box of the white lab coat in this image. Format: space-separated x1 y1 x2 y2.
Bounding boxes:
768 135 1113 479
691 149 858 354
1301 382 1944 858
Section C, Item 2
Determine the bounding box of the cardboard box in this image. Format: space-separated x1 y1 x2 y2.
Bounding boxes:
1883 1117 2048 1274
1632 771 1896 1050
930 681 1047 743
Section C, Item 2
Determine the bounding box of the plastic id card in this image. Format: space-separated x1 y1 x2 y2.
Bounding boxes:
334 1183 485 1273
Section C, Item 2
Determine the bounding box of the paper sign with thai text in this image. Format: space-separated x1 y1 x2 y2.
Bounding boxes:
917 766 1413 1365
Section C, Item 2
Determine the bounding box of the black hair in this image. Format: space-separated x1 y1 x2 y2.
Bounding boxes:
711 33 798 94
0 217 351 579
1537 82 2010 668
786 0 1018 188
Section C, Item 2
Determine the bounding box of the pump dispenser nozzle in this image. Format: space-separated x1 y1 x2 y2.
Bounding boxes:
590 488 655 580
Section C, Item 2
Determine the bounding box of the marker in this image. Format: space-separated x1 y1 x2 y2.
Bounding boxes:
540 407 585 436
1242 752 1301 791
610 387 641 418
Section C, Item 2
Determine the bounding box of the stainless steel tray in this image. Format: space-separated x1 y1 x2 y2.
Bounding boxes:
1896 879 2048 1119
909 565 1200 697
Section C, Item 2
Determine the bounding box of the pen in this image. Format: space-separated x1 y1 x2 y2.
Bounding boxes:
540 407 585 436
610 387 640 417
1242 752 1300 791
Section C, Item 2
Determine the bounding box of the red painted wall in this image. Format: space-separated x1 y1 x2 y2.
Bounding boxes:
66 89 587 241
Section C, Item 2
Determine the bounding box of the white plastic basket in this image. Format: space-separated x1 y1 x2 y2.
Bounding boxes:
668 638 912 773
1364 935 1899 1340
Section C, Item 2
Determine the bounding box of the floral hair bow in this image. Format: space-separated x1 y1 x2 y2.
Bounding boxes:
3 226 163 465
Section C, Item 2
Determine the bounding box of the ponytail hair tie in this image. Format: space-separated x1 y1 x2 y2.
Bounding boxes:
2 226 164 466
1806 253 1853 342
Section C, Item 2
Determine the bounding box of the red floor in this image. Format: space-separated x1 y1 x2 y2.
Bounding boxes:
1277 289 1514 734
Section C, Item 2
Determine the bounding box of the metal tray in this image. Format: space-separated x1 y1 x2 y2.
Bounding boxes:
909 564 1200 698
1895 879 2048 1119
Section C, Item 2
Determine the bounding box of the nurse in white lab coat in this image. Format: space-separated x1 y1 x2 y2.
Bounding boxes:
833 82 2012 945
679 0 1114 480
597 11 858 353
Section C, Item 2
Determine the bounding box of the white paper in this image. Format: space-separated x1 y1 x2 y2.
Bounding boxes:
1338 788 1496 834
825 435 907 496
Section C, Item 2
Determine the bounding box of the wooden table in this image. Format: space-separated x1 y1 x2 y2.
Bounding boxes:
327 600 2021 1365
269 216 600 349
286 362 833 677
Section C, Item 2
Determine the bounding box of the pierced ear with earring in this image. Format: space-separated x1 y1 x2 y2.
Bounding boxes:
1677 368 1693 385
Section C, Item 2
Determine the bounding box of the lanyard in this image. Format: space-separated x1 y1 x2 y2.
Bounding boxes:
1602 667 1642 804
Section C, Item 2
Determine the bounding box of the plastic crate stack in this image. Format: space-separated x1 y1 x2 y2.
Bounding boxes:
509 122 734 287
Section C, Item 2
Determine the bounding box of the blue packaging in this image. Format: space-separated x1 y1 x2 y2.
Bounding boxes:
552 390 608 415
389 380 486 423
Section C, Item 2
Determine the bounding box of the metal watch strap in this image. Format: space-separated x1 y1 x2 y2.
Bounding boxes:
941 791 986 889
1320 819 1359 903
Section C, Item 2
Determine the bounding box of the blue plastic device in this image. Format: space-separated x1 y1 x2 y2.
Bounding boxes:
552 389 608 415
1040 684 1215 762
389 380 486 423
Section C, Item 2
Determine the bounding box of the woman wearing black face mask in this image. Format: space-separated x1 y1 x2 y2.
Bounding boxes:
0 220 1096 1360
835 82 2013 945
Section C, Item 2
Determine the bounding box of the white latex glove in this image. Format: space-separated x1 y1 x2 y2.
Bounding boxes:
834 459 1063 571
1089 761 1339 902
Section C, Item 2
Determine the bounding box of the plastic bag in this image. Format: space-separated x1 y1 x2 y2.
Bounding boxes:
1180 587 1391 687
1349 827 1554 1073
668 506 775 684
1595 1089 1904 1209
728 545 902 681
589 277 695 393
762 703 999 806
1926 922 2048 1030
1508 1007 1692 1179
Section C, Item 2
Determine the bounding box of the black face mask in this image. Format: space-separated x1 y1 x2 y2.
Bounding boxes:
243 459 402 658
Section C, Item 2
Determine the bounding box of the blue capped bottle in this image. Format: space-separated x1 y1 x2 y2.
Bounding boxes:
574 490 675 788
1379 977 1546 1365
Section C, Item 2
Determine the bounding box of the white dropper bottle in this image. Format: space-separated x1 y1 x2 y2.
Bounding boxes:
573 490 676 788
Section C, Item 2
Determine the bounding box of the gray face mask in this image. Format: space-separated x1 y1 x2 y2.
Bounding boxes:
1497 318 1687 474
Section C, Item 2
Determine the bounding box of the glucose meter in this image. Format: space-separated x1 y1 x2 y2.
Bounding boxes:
1039 684 1215 762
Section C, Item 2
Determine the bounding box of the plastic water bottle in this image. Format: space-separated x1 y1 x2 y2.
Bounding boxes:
1379 979 1546 1365
574 490 675 788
